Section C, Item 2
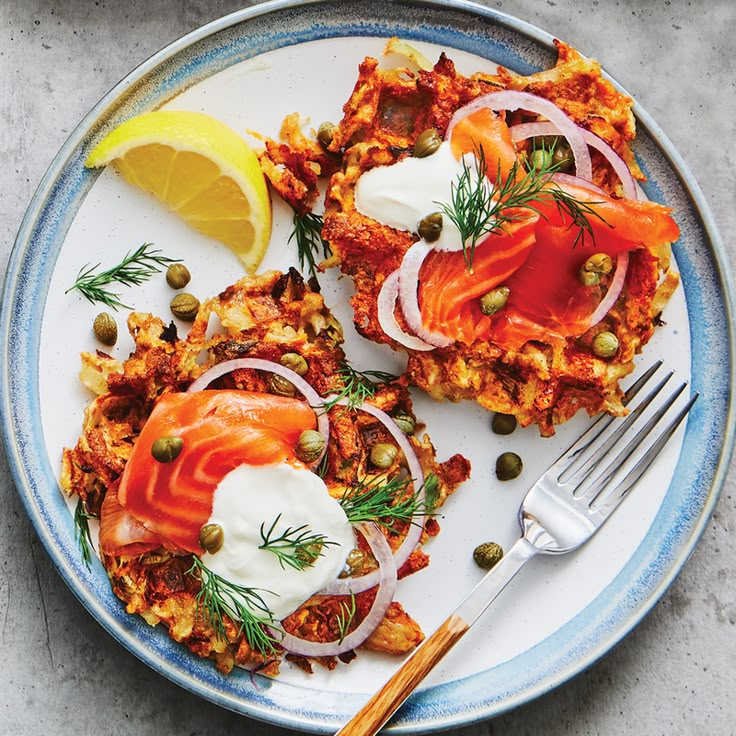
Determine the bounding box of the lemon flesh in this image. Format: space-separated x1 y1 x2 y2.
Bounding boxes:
85 110 272 273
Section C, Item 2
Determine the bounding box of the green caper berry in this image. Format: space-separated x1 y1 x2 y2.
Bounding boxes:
479 286 510 316
473 541 504 570
151 435 184 463
417 212 443 242
413 128 442 158
592 330 620 358
392 412 416 435
165 263 191 290
170 292 200 321
317 122 336 148
495 451 523 481
491 413 517 435
370 442 399 469
93 312 118 346
339 548 369 578
579 269 602 287
528 148 552 172
199 523 224 554
269 373 296 397
579 253 613 286
279 352 308 377
295 429 325 463
551 142 574 172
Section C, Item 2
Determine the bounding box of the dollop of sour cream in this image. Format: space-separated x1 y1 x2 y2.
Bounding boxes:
203 463 354 621
354 141 468 251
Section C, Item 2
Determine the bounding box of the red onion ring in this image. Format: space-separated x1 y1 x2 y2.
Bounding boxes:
376 270 437 352
397 241 454 348
550 172 607 195
587 251 630 327
447 90 592 181
270 522 397 657
319 397 427 596
186 357 330 457
509 120 637 199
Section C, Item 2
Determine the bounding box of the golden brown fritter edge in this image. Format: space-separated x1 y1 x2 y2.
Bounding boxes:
260 42 679 436
61 268 469 675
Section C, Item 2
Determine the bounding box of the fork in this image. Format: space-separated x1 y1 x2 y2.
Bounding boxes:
335 362 698 736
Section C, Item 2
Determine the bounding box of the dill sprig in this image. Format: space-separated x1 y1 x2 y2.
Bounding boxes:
338 472 439 529
74 498 96 570
258 514 338 571
66 242 180 310
335 592 357 644
289 210 332 279
187 556 279 657
438 143 608 271
321 362 399 413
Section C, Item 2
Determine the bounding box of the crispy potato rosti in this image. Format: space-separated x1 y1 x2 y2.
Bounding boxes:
261 41 679 436
62 269 469 674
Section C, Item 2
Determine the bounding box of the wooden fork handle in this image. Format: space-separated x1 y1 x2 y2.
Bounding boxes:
335 612 470 736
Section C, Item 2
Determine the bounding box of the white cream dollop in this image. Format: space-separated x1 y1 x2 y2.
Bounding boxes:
354 141 468 252
203 463 354 621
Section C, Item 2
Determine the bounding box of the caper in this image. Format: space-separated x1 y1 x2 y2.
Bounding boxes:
279 352 308 377
151 435 184 463
370 442 399 469
269 373 296 397
339 548 370 578
392 412 416 436
479 286 510 316
170 292 200 321
473 541 504 570
551 141 574 172
166 263 191 290
491 412 517 435
317 121 336 148
528 147 552 172
413 128 442 158
495 451 523 481
592 330 620 358
199 523 224 554
93 312 118 346
418 212 443 242
579 252 613 286
295 429 325 463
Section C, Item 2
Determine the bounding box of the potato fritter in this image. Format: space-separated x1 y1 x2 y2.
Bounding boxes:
62 268 469 674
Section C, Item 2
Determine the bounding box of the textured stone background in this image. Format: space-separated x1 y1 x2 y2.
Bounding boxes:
1 2 734 735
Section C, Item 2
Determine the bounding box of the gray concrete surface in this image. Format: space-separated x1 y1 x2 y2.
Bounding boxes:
1 1 734 735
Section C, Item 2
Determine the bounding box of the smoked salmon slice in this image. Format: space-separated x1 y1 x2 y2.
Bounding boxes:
413 110 679 349
99 390 317 557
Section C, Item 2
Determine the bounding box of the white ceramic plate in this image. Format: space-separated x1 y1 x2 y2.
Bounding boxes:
2 1 734 732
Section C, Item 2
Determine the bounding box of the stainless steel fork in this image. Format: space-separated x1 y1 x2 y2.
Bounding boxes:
336 362 698 736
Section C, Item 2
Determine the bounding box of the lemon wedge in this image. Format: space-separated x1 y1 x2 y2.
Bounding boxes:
85 110 272 273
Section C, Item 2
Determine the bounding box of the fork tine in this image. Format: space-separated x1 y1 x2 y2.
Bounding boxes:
592 390 699 513
556 365 671 485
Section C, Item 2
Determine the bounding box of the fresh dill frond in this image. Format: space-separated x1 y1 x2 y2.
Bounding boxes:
258 514 338 571
66 242 180 310
288 210 332 279
187 556 279 657
335 592 357 644
321 362 399 413
437 142 609 271
74 498 96 569
338 472 437 529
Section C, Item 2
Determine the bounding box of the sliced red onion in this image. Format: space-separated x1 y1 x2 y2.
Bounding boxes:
550 172 607 195
376 270 437 352
186 357 330 457
270 522 397 657
447 91 592 181
397 241 454 349
319 397 427 596
587 251 630 327
509 120 637 199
